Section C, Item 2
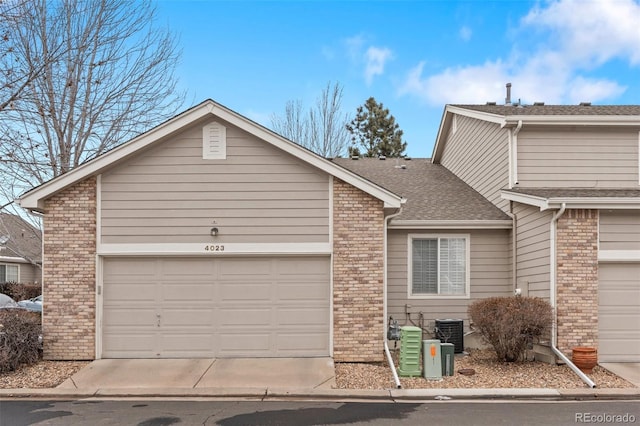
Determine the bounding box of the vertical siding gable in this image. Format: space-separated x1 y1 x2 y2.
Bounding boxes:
100 120 330 244
440 115 510 212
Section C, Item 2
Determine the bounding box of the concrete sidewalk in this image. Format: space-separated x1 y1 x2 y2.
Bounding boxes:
0 358 639 401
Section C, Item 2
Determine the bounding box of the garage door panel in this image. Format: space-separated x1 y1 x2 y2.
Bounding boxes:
217 333 271 355
277 283 327 301
598 262 640 362
276 332 329 353
219 283 272 301
277 308 328 326
102 256 330 358
219 308 272 326
104 308 156 326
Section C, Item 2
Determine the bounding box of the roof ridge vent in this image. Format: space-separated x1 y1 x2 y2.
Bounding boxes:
533 102 545 106
378 155 386 160
580 102 592 106
486 101 496 105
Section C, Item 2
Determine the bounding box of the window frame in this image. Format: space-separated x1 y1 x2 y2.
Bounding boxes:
0 263 20 282
407 233 471 299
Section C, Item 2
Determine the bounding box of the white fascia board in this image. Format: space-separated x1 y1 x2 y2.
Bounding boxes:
545 198 640 210
501 190 549 209
502 190 640 210
98 242 332 256
19 100 403 211
598 250 640 262
0 256 30 264
503 115 640 127
389 219 513 230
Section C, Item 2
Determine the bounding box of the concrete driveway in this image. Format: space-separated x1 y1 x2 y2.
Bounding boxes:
58 358 336 391
599 363 640 387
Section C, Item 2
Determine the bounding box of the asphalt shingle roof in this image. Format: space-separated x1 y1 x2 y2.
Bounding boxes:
332 158 511 222
0 213 42 264
452 104 640 116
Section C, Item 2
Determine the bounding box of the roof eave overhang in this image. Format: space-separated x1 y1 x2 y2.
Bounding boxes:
501 115 640 127
18 100 403 211
501 190 640 210
389 219 513 230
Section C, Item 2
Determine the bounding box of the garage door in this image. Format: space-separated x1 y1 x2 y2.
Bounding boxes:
598 262 640 362
102 256 330 358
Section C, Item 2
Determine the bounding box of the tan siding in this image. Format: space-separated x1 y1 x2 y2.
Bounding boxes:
440 115 510 212
100 120 330 244
514 203 552 299
387 229 512 335
517 128 639 188
19 263 41 284
600 210 640 251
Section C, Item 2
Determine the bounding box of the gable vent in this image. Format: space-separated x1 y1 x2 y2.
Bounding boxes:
203 122 227 160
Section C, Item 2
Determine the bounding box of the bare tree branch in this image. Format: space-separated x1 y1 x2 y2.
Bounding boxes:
0 0 184 194
271 82 350 158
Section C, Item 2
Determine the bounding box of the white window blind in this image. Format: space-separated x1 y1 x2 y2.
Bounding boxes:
411 237 467 296
0 264 19 282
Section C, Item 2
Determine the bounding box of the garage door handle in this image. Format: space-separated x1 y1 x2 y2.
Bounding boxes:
156 314 161 327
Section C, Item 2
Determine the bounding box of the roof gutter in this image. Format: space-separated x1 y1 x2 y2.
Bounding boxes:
549 203 596 388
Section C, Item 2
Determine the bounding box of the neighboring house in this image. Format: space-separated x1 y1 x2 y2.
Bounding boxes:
16 99 640 365
432 104 640 363
0 213 42 284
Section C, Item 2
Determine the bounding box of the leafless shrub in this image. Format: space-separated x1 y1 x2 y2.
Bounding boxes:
0 309 42 372
0 282 41 301
468 296 553 362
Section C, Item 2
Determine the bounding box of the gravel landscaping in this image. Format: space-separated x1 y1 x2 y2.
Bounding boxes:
0 349 635 390
335 349 636 390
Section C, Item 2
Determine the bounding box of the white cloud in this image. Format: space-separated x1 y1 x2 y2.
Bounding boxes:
399 61 508 104
364 46 393 85
523 0 640 66
459 26 472 42
398 0 639 105
341 35 393 85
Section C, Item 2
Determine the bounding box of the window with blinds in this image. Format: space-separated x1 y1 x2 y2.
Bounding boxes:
410 235 468 297
0 264 19 282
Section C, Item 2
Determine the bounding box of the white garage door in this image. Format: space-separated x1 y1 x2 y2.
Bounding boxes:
598 262 640 362
102 256 330 358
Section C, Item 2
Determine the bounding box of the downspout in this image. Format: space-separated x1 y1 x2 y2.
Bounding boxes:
512 120 522 186
384 205 404 389
550 203 596 388
505 204 517 292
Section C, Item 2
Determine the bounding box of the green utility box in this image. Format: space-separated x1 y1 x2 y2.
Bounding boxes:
441 342 455 376
398 326 422 377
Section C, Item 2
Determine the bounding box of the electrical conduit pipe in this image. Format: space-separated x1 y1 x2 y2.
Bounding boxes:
549 202 596 388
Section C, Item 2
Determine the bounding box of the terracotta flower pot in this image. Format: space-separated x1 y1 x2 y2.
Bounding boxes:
572 347 597 374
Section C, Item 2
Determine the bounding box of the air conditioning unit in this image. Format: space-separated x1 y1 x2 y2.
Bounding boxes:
435 319 464 353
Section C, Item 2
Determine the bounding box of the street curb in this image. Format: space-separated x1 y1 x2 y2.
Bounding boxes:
0 387 638 400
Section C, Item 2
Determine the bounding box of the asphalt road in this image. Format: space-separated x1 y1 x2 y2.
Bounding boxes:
0 399 638 426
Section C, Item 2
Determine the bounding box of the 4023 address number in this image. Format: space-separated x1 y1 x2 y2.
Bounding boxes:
204 245 225 252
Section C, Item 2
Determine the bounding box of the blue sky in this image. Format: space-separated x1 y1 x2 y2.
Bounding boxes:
156 0 640 158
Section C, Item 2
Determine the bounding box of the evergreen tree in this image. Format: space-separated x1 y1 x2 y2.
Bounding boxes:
346 97 407 157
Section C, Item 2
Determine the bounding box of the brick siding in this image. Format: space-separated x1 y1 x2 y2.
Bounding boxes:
556 209 599 356
42 177 97 360
332 178 385 362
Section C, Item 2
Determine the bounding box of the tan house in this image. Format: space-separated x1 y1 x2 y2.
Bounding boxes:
17 99 640 365
432 104 640 363
0 213 42 284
